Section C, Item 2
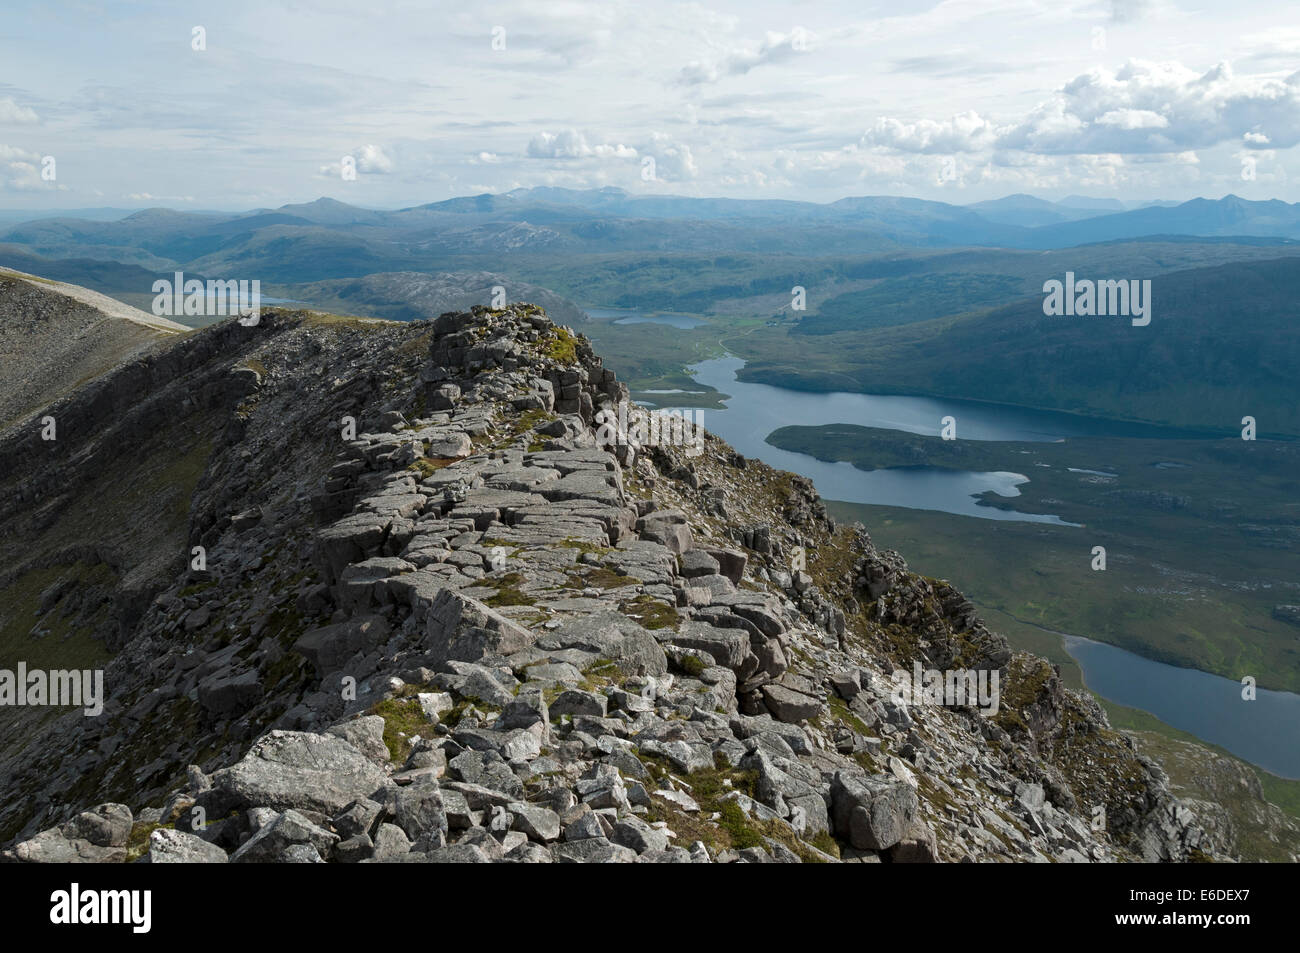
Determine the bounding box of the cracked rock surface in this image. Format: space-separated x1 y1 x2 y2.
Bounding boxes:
0 303 1219 863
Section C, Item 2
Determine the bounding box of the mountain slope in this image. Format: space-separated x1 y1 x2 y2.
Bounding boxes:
747 255 1300 435
0 281 1220 863
0 267 186 429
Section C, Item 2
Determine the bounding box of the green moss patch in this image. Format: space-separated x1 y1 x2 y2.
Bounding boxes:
540 326 578 364
618 594 680 631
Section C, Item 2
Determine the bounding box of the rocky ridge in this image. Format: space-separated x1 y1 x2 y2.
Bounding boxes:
0 269 185 429
0 302 1218 863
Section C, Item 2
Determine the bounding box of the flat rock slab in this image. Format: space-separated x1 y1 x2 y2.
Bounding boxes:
211 731 390 817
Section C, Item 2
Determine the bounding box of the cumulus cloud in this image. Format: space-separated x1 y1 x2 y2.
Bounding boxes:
1094 109 1169 130
678 29 812 86
642 134 697 181
355 143 394 173
863 61 1300 160
318 143 393 177
997 60 1300 154
521 128 695 183
0 97 39 124
861 111 1002 154
527 130 587 158
0 144 48 190
526 129 636 160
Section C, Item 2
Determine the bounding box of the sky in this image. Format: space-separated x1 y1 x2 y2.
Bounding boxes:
1 0 1298 210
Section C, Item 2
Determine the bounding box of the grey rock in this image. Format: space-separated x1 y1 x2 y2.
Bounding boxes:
230 809 339 863
549 689 607 719
326 715 391 764
830 772 918 851
149 828 229 863
508 802 562 842
422 589 535 666
393 778 449 846
372 823 414 860
210 731 389 816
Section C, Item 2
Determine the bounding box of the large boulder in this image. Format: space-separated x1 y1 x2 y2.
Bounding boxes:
637 509 692 554
197 668 262 716
393 778 449 849
1 803 133 863
230 809 339 863
888 818 940 863
540 611 667 677
761 682 824 723
295 616 391 676
422 589 535 665
672 621 756 678
830 772 918 851
325 715 391 764
207 731 389 817
149 828 229 863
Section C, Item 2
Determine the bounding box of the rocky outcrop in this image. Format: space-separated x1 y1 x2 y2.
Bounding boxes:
0 301 1219 864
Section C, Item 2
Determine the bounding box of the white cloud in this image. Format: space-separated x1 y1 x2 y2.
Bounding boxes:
1095 109 1169 130
860 58 1300 173
593 143 637 159
527 129 593 159
0 144 47 190
5 1 1300 206
355 143 394 174
0 97 39 124
526 130 637 161
996 60 1300 154
643 134 697 181
317 144 393 178
861 111 1002 154
679 29 813 86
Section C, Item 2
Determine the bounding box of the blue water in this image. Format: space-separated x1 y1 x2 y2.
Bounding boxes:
677 354 1300 778
1063 635 1300 779
681 356 1078 523
690 356 1195 443
586 307 705 329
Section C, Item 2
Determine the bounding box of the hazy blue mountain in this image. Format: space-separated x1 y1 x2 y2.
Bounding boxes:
1058 195 1129 211
7 192 1300 279
0 207 142 226
1024 195 1300 246
967 194 1112 227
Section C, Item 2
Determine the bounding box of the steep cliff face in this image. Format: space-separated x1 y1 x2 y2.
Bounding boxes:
0 297 1214 863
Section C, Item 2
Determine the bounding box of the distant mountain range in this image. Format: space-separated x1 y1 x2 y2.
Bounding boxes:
3 187 1298 435
3 192 1299 286
965 194 1181 228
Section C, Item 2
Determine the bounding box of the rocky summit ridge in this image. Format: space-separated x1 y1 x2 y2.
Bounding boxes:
0 300 1218 864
